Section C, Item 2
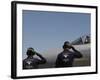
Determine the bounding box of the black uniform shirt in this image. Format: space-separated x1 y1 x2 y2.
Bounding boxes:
55 50 82 67
23 57 41 69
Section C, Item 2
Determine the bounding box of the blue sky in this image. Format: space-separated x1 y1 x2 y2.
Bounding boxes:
22 10 90 58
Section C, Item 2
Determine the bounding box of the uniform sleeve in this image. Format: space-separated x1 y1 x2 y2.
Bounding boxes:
23 60 26 69
36 53 47 64
73 51 83 58
55 54 62 67
36 58 46 64
71 47 83 58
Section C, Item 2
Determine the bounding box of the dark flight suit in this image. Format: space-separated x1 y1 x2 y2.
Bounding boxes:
23 54 46 69
55 50 82 67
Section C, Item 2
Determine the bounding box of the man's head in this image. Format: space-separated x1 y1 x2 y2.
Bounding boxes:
26 47 36 56
63 41 72 50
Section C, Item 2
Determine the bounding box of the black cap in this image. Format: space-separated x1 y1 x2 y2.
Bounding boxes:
63 41 71 49
64 41 70 46
27 47 36 56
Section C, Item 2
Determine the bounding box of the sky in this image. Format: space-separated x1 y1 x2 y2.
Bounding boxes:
22 10 90 59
